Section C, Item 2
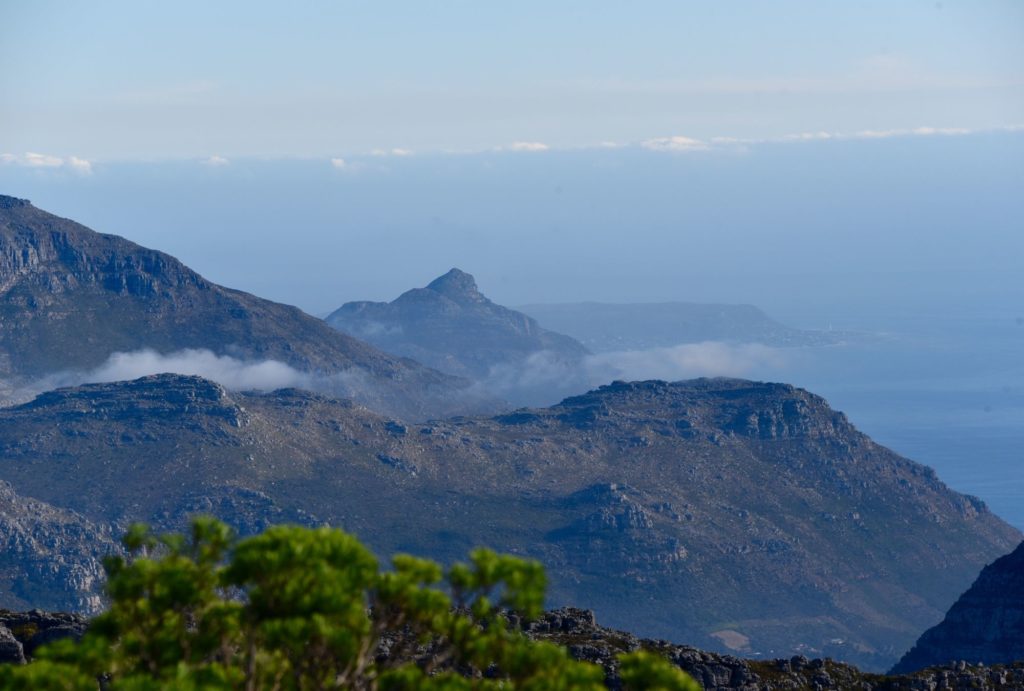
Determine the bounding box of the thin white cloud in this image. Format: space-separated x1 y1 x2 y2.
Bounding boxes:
0 152 93 174
24 152 65 168
67 156 93 174
854 126 973 139
370 148 414 157
780 131 835 142
330 157 347 169
203 155 230 166
585 342 787 382
9 348 377 404
640 135 709 152
506 141 549 152
706 124 993 149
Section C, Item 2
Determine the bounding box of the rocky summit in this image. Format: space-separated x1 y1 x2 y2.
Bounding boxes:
891 540 1024 674
325 268 590 404
0 195 492 420
0 373 1016 670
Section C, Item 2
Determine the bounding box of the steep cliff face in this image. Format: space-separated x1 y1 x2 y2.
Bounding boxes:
0 374 1017 670
0 195 493 420
891 541 1024 674
0 481 119 614
326 268 589 405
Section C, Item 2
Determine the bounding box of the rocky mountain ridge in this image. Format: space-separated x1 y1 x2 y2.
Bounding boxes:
0 195 491 420
0 373 1016 670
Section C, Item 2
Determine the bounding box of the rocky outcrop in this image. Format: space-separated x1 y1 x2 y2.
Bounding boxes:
0 195 494 420
528 608 1024 690
0 610 88 663
0 482 119 614
325 268 590 405
891 541 1024 674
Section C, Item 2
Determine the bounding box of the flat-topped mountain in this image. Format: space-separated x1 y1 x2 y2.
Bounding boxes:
891 541 1024 673
519 302 846 352
0 373 1016 670
326 269 590 404
0 195 489 420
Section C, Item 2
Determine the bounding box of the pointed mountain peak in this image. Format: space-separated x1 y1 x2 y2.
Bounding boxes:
425 268 483 301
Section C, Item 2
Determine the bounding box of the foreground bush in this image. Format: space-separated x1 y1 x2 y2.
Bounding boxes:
0 518 699 690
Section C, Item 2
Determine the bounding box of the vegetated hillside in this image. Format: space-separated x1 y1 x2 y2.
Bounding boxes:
519 302 846 352
0 374 1016 671
326 268 590 405
891 540 1024 674
0 195 493 420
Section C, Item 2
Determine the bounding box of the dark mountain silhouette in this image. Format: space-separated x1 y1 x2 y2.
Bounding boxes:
325 269 590 405
891 541 1024 674
0 195 494 420
0 373 1016 670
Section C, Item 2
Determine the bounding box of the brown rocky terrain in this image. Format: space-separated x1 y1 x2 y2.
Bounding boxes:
0 374 1016 670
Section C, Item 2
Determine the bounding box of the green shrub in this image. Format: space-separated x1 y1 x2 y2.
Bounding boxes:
0 517 699 690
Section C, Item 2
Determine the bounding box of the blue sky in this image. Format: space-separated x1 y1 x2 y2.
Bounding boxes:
2 1 1022 161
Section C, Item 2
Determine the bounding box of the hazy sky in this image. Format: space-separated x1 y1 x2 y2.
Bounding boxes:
2 1 1022 161
1 1 1022 322
3 132 1021 321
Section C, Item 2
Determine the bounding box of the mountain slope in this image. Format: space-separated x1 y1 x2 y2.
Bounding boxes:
0 374 1016 670
326 269 590 404
519 302 845 352
891 541 1024 673
0 481 119 614
0 195 489 420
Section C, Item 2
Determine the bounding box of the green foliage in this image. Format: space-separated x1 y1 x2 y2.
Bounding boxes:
0 518 699 690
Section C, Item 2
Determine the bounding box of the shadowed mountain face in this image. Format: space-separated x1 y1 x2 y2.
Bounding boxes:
891 541 1024 674
0 195 493 420
519 302 845 352
325 269 590 405
0 373 1016 671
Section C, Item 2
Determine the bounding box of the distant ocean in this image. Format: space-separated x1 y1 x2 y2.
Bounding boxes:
770 312 1024 531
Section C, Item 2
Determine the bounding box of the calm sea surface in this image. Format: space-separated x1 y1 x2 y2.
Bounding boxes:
770 313 1024 530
